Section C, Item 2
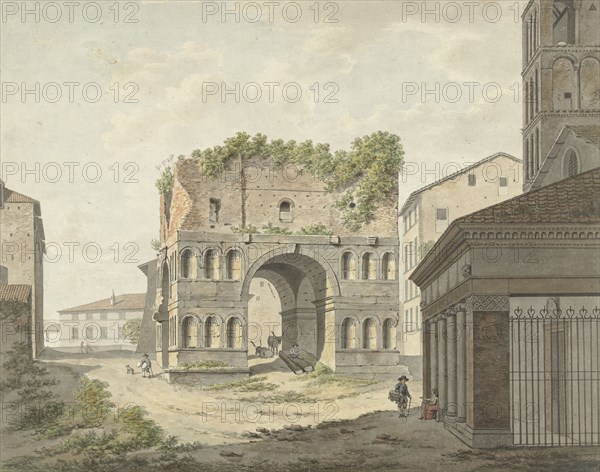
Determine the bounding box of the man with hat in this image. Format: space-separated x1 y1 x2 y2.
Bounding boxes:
394 375 412 417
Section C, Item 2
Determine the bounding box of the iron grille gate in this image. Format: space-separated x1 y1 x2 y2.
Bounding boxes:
510 306 600 446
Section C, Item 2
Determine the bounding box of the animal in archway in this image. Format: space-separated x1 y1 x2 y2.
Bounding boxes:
267 331 282 354
250 341 273 359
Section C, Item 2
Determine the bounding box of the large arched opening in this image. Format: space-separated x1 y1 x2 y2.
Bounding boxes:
242 250 339 370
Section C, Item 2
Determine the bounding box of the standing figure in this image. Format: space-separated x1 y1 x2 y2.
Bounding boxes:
140 353 152 378
394 375 412 418
80 341 85 354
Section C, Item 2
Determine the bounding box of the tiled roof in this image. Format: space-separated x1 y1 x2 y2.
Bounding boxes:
0 284 32 303
59 293 146 313
399 152 521 215
457 167 600 225
567 125 600 148
2 188 40 204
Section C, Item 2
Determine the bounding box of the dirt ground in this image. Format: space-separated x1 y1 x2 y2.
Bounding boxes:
2 354 598 471
40 354 419 445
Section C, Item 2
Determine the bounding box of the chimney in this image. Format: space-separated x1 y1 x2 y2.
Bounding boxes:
110 290 116 305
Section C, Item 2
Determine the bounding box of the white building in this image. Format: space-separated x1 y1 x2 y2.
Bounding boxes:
49 292 145 352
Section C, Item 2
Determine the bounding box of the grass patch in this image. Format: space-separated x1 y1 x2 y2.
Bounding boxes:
240 391 317 404
204 375 278 392
293 363 380 389
173 360 230 370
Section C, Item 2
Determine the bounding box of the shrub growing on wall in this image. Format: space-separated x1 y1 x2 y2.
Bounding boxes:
157 131 404 231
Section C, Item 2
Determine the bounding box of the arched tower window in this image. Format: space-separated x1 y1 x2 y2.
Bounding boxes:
552 58 577 111
205 316 220 348
382 253 396 280
580 58 600 110
383 318 396 350
279 200 293 222
226 317 242 349
362 253 376 280
362 318 377 350
564 150 579 177
204 249 220 279
182 316 198 349
180 249 197 279
341 252 356 280
225 250 242 281
341 318 356 349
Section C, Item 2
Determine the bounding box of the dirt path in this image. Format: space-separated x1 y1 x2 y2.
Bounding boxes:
44 355 422 446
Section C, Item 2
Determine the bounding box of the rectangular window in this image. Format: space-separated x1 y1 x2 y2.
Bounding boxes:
468 174 476 186
86 313 94 321
499 177 509 196
100 313 107 320
209 198 221 222
435 208 449 233
72 326 79 340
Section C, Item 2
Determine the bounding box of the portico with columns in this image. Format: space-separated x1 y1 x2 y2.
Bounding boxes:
411 168 600 448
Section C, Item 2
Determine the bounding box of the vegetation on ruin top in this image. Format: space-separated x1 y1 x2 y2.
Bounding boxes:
156 131 404 231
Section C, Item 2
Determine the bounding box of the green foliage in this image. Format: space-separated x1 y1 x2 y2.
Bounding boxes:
240 391 315 403
261 223 292 235
0 335 63 431
122 318 142 345
297 224 333 236
155 166 174 195
175 360 229 370
178 131 404 230
118 405 164 448
206 375 278 392
230 224 259 234
73 378 114 427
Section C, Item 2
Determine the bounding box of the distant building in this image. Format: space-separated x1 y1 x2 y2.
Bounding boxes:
0 181 45 358
399 153 522 357
53 292 145 352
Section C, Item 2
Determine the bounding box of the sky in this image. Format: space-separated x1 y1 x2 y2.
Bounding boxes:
0 0 527 320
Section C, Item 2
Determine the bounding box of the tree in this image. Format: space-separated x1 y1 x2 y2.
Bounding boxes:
122 318 142 345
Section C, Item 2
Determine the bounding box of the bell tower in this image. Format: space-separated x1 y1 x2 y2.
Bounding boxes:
522 0 600 190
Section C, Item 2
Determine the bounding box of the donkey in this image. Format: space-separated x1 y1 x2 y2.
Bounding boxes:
267 331 282 355
250 341 273 359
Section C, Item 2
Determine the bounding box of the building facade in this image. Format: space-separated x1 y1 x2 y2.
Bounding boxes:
51 292 145 352
413 0 600 448
151 155 400 377
0 182 45 358
399 153 522 356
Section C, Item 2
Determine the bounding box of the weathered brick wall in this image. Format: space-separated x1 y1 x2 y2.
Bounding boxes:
161 156 398 240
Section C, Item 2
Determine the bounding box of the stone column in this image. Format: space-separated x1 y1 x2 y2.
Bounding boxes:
437 315 447 420
456 303 467 422
429 319 438 401
446 308 457 417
